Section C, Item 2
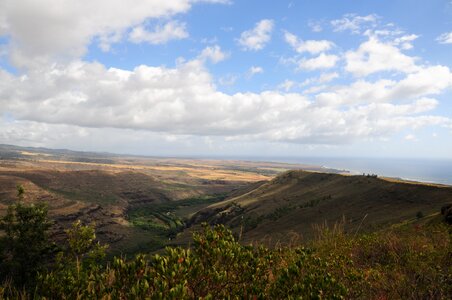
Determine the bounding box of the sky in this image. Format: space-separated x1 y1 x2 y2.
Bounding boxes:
0 0 452 159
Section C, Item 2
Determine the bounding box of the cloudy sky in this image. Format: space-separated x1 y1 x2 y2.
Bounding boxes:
0 0 452 159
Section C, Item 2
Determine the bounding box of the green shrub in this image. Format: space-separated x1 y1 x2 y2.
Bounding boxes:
0 186 53 288
1 208 451 299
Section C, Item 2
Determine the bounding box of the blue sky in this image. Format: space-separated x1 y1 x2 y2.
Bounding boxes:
0 0 451 159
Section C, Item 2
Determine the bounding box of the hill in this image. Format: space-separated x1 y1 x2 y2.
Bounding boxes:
1 144 333 254
186 170 452 245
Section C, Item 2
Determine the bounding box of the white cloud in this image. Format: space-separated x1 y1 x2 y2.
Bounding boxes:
393 34 418 50
191 0 232 4
404 134 417 141
198 45 229 63
129 21 188 44
98 31 123 52
315 66 452 106
298 53 339 71
248 66 264 77
1 7 452 148
436 32 452 44
0 13 8 35
331 14 379 34
390 66 452 99
318 72 339 83
1 57 450 145
345 37 419 77
218 74 238 86
0 118 213 156
0 0 228 67
303 85 328 95
278 79 295 92
200 36 218 44
301 72 339 87
249 66 263 74
308 20 323 32
237 19 274 51
284 31 334 54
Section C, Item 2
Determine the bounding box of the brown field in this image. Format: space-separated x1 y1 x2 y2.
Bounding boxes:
4 144 449 255
0 145 326 253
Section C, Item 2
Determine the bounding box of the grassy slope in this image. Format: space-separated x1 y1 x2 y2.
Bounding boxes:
0 168 237 250
2 144 451 254
188 170 452 245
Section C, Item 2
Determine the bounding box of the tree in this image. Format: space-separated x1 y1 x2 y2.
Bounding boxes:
36 220 108 298
0 185 53 288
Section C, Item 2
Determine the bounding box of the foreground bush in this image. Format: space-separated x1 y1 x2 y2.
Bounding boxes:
24 223 354 299
0 186 53 288
0 202 451 299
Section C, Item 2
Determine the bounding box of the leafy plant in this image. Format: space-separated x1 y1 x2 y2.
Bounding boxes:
0 186 53 288
1 201 451 299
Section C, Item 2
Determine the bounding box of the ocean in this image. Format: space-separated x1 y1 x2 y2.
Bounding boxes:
270 157 452 186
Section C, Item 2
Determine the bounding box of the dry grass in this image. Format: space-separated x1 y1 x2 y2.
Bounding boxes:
0 155 297 254
192 170 452 246
20 159 270 182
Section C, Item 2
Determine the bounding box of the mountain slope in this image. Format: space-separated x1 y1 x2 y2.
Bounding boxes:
188 170 452 244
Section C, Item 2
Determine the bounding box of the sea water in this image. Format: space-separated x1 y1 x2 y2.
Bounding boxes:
272 157 452 186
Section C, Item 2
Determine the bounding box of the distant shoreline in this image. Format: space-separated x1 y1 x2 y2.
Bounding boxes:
1 143 451 186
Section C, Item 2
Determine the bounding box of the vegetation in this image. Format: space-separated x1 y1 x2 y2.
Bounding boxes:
416 210 424 219
0 186 53 288
0 197 451 299
442 203 452 224
126 194 228 250
196 170 452 244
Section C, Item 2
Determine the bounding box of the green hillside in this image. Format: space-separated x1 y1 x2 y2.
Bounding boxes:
188 170 452 244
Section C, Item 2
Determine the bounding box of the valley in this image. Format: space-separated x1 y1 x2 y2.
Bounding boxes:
1 144 451 255
0 144 334 254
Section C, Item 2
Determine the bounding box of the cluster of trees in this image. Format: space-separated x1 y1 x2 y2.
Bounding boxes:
362 173 378 178
0 186 451 299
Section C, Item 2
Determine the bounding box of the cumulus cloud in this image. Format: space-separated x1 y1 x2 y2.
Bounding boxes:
237 19 274 51
198 45 229 63
345 37 419 77
1 5 451 148
1 55 451 145
0 0 228 67
129 21 188 44
0 118 218 155
331 14 379 34
315 65 452 107
0 60 309 137
298 53 339 71
284 31 334 54
436 32 452 44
